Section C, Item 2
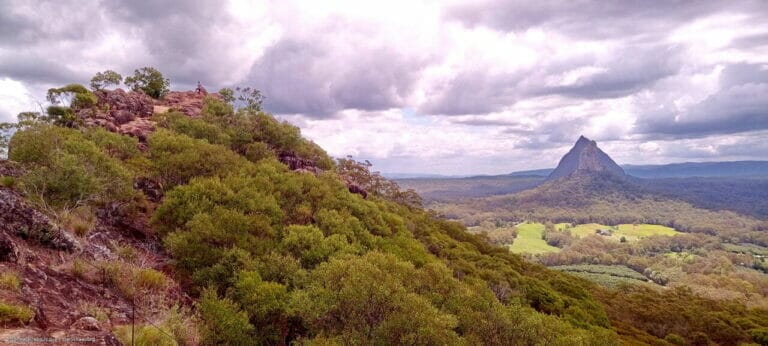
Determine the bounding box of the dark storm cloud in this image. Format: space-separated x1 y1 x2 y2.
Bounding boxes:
636 63 768 138
0 0 240 90
246 38 428 118
0 53 85 86
0 0 103 47
106 0 238 87
448 0 762 40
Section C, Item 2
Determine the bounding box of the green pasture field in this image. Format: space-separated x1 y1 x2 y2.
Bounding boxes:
509 222 560 254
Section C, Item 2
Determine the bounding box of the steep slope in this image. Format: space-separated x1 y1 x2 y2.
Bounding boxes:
547 136 625 181
0 85 621 344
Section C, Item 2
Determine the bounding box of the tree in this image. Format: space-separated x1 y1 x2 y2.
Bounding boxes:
218 86 264 112
89 70 123 90
124 67 170 99
46 84 96 109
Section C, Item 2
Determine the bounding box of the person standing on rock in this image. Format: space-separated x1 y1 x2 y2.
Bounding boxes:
195 81 207 94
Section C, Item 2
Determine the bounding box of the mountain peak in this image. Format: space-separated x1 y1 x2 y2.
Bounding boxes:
547 135 625 181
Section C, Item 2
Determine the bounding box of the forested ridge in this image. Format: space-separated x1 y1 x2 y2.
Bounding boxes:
0 70 767 345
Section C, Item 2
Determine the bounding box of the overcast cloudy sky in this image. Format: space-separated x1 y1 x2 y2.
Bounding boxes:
1 0 767 175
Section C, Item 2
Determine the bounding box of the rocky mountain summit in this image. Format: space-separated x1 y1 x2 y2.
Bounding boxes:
76 88 216 143
547 135 626 181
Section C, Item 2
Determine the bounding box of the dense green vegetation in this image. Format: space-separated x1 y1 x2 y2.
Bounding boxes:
3 74 767 344
550 265 652 288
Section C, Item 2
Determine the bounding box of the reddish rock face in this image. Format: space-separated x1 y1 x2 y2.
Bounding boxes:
78 89 156 142
94 88 154 118
155 91 219 118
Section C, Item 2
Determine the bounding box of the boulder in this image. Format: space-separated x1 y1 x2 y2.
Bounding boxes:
71 316 101 331
0 189 80 252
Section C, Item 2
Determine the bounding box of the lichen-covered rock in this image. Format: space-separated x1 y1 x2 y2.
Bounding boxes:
134 177 163 202
0 189 80 252
0 159 23 177
94 88 154 118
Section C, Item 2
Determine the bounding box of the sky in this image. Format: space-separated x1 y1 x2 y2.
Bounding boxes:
1 0 767 175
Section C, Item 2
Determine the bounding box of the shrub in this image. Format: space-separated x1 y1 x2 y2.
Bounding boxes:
71 259 87 279
82 127 141 161
197 288 254 345
0 272 21 292
45 106 77 127
59 206 96 236
147 130 250 188
154 112 231 146
124 67 170 99
114 325 178 346
9 125 136 209
134 268 169 292
0 176 15 188
0 302 34 325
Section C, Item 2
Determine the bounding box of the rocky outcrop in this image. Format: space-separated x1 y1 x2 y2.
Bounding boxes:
155 91 219 118
0 189 80 252
77 89 156 142
278 151 323 174
547 135 626 181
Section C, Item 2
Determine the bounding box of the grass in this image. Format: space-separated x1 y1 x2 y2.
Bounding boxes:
0 272 21 292
59 206 96 236
560 223 678 242
0 176 16 188
509 222 560 255
0 302 35 325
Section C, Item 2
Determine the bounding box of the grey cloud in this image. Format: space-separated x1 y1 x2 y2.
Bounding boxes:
421 43 681 116
448 0 763 40
0 53 85 85
535 45 683 99
730 32 768 49
635 63 768 138
419 70 523 115
246 38 429 117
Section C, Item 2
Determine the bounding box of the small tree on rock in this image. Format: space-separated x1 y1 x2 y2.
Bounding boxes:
89 70 123 90
124 67 170 99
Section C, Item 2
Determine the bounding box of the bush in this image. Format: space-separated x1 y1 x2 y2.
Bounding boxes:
147 130 251 188
155 112 231 146
59 206 96 236
134 268 170 292
82 127 141 161
114 325 178 346
45 106 77 127
9 125 135 209
0 176 15 188
0 272 21 292
0 302 34 325
124 67 170 99
197 288 254 345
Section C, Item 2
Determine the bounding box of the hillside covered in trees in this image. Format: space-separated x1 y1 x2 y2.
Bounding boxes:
0 69 767 345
